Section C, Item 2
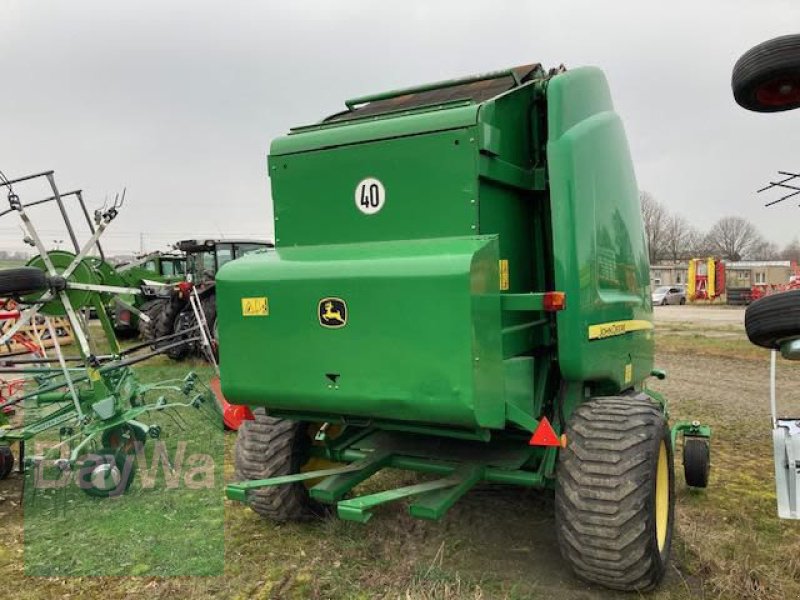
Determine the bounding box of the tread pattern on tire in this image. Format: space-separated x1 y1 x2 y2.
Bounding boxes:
745 289 800 349
0 267 48 296
683 438 710 488
732 34 800 112
137 298 167 342
555 396 674 592
234 409 324 522
153 298 188 359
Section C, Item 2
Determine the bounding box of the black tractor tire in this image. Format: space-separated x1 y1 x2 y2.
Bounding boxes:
137 299 168 343
555 396 675 592
683 437 710 489
201 293 218 361
0 267 48 296
745 289 800 349
167 308 196 361
153 298 188 359
732 34 800 112
234 409 328 522
0 445 14 479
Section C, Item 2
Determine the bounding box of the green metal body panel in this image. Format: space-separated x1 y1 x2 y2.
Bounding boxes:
546 67 654 391
217 236 503 429
219 65 653 438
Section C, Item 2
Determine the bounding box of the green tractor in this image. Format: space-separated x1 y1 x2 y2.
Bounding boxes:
147 239 272 360
109 251 186 338
219 64 711 591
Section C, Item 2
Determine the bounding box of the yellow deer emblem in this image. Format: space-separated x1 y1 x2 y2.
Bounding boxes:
319 298 347 328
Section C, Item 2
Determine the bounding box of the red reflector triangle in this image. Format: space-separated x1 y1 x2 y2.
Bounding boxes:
529 416 561 446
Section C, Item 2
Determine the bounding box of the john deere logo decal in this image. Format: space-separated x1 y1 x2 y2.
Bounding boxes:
319 298 347 328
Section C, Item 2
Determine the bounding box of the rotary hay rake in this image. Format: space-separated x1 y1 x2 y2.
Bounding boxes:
0 170 220 498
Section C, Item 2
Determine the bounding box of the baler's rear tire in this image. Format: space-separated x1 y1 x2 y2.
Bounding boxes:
555 396 675 592
234 409 328 522
137 299 167 342
745 289 800 349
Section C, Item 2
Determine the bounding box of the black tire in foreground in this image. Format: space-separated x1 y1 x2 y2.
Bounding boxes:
683 437 710 489
555 396 675 591
0 267 48 296
234 409 328 522
0 445 14 479
137 298 168 342
745 289 800 349
732 34 800 112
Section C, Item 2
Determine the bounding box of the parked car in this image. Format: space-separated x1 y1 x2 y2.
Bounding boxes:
652 285 686 305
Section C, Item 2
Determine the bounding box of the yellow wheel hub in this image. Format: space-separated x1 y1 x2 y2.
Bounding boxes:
300 423 343 488
655 440 669 553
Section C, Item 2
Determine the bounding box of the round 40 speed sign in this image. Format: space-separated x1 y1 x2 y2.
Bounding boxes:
355 177 386 215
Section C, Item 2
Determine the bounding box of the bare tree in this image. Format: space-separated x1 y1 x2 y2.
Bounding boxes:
749 239 780 260
704 216 763 261
662 213 697 262
781 238 800 263
640 191 668 263
684 228 710 258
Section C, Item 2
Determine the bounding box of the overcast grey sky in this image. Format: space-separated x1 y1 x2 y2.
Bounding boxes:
0 0 798 254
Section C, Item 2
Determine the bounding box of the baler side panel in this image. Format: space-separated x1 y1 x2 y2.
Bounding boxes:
546 67 654 390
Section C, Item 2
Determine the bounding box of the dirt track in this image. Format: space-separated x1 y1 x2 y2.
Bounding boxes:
654 305 745 327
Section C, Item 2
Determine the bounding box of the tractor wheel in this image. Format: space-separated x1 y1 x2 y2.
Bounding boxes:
0 445 14 479
77 446 137 498
137 299 167 343
732 34 800 112
555 396 675 592
234 408 328 522
745 289 800 349
167 308 196 360
683 437 710 488
201 294 218 361
0 267 48 296
153 299 188 359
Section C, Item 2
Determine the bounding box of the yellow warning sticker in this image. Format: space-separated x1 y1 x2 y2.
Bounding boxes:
499 259 509 291
88 368 101 382
624 363 633 384
241 297 269 317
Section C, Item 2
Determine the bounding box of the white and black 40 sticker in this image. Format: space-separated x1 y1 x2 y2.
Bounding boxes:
355 177 385 215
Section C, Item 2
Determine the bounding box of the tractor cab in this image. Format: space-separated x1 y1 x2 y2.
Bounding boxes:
176 239 272 288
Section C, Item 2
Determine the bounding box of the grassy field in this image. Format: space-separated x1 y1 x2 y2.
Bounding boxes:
3 314 800 599
0 258 25 269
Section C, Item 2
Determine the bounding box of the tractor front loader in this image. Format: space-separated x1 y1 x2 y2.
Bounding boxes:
219 64 712 591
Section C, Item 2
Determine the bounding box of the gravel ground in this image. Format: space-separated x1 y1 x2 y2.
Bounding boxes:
653 305 745 327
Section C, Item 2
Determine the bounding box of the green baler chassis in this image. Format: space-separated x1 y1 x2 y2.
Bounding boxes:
226 415 710 524
227 425 556 523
